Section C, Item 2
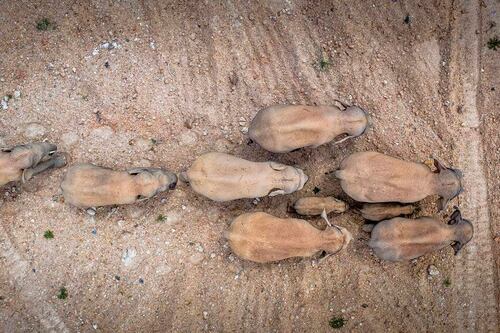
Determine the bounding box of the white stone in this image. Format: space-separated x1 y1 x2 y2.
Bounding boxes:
61 132 79 146
23 123 46 139
91 126 114 140
122 247 137 266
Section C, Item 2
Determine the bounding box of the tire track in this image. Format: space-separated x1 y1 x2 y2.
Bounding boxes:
447 0 498 331
0 223 69 333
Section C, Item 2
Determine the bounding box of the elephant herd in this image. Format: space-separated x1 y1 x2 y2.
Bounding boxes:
0 102 473 264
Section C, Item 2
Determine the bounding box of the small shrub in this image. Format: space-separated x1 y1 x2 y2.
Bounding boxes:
57 287 68 300
329 316 345 329
36 18 54 31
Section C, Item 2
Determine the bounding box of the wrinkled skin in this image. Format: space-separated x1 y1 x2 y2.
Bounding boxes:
294 196 348 216
249 104 368 153
0 142 66 186
335 151 463 210
368 209 473 261
61 163 178 208
183 152 308 202
226 212 352 263
360 203 415 221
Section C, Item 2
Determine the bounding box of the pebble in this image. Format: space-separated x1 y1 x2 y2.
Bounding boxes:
189 253 204 265
90 126 114 140
137 159 152 167
194 243 204 253
86 208 96 216
132 137 154 151
61 132 79 147
127 207 145 219
23 123 46 139
122 247 137 266
203 311 208 320
427 265 440 277
13 90 21 99
164 211 181 226
156 264 172 275
179 131 197 146
1 98 7 110
240 126 249 134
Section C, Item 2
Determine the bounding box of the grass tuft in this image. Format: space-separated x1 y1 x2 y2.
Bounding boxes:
43 230 54 239
57 287 68 300
329 316 345 329
487 36 500 50
36 18 54 31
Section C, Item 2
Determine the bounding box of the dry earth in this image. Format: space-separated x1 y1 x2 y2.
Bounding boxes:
0 1 498 332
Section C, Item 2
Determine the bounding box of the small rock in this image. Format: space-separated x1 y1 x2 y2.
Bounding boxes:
122 247 137 266
61 132 79 147
137 159 152 167
427 265 440 277
23 122 46 139
179 131 197 146
1 99 7 110
13 90 21 99
90 126 114 140
127 207 145 219
86 208 96 216
203 311 208 320
156 264 172 275
240 126 248 134
194 243 204 253
189 253 204 265
132 137 154 151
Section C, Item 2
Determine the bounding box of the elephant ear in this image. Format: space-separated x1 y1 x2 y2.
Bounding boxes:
268 189 285 196
127 168 150 176
433 157 448 173
135 194 148 201
269 162 286 171
437 197 450 212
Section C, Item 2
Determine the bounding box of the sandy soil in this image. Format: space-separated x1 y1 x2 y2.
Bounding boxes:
0 1 498 332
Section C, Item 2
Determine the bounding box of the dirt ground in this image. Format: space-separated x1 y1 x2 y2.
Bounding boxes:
0 0 498 332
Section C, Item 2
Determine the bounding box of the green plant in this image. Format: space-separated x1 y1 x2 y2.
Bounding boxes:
487 36 500 50
319 57 331 71
36 18 54 31
329 316 345 329
57 287 68 299
443 278 452 287
43 230 54 239
157 214 166 223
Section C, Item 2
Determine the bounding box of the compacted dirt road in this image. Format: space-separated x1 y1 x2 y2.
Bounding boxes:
1 1 498 332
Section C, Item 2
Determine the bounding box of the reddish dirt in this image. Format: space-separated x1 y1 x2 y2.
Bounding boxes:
1 1 498 332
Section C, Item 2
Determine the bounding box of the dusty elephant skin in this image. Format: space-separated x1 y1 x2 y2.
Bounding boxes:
335 151 463 210
182 152 308 202
293 196 348 216
60 163 177 208
226 212 352 263
360 203 416 221
368 209 473 261
0 142 66 186
248 104 368 153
